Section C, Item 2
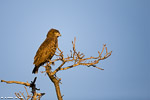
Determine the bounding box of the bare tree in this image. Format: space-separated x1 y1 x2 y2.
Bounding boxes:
1 37 112 100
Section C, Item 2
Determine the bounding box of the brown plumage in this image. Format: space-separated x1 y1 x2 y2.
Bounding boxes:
32 29 61 74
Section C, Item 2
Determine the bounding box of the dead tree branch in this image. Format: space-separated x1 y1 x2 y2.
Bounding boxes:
48 37 112 75
1 77 45 100
1 80 30 86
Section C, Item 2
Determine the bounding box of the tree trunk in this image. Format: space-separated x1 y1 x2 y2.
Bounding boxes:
47 72 62 100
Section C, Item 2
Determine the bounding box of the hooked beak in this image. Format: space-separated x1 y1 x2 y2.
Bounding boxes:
56 32 61 37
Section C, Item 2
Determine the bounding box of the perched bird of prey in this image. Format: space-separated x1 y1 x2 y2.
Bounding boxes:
32 29 61 74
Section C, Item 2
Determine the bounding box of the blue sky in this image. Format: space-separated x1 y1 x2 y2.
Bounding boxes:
0 0 149 100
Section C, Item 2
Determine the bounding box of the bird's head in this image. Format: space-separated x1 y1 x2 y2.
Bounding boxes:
47 28 61 38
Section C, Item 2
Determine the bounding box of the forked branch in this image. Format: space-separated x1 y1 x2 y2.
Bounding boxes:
48 37 112 75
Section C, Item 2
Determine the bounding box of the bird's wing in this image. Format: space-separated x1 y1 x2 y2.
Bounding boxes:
33 37 57 66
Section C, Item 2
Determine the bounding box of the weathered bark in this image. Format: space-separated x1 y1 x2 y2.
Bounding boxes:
46 66 63 100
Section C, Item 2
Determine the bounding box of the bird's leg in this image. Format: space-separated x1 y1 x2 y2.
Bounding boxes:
45 62 52 74
46 62 52 70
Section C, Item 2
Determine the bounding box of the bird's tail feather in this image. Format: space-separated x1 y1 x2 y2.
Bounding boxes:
32 66 39 74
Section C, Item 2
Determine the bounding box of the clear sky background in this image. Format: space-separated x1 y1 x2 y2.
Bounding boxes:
0 0 149 100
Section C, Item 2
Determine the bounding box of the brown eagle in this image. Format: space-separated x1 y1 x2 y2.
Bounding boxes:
32 29 61 74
